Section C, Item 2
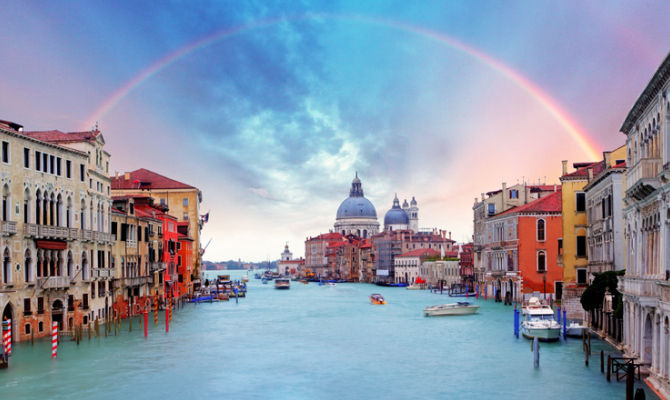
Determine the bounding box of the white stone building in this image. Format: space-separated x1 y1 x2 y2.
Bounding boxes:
334 174 379 238
619 52 670 398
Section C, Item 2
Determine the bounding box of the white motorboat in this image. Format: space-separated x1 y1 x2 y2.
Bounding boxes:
424 302 480 317
565 321 587 338
274 278 290 290
521 297 561 341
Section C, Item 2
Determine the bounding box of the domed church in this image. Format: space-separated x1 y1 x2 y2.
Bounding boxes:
334 173 380 238
385 195 419 232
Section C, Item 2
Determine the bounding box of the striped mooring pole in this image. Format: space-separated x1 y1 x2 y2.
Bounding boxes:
143 309 148 338
154 293 158 326
2 319 11 356
51 322 58 359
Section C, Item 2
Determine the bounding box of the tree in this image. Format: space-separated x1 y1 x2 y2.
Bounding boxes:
580 270 624 319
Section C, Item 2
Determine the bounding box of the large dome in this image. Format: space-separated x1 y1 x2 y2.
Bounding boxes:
384 195 409 225
336 197 378 220
335 173 378 220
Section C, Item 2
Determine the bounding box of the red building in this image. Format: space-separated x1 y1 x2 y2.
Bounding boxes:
459 243 474 283
304 232 345 278
484 190 562 301
177 222 193 297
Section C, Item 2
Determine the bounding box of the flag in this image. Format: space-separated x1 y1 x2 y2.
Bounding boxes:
201 212 209 223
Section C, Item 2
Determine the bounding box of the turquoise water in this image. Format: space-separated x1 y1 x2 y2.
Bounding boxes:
0 270 657 399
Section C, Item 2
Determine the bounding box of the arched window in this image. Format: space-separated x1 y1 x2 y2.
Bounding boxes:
537 251 546 272
67 251 73 278
66 197 72 228
3 247 10 283
24 249 31 283
537 219 545 241
81 252 88 281
2 184 9 222
35 189 41 225
80 199 86 230
23 188 30 224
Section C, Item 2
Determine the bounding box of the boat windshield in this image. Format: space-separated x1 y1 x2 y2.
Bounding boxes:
529 315 555 321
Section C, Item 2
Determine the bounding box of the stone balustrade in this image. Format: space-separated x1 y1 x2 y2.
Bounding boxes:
38 276 71 289
621 276 659 298
1 221 17 235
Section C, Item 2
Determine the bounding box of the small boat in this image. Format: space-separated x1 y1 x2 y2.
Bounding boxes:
565 321 587 338
275 278 290 290
327 282 337 287
406 284 425 290
299 279 309 284
424 302 479 316
262 278 269 284
242 275 249 282
521 297 561 341
370 293 386 305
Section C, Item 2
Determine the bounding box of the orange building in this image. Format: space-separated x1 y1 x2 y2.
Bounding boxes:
483 190 562 302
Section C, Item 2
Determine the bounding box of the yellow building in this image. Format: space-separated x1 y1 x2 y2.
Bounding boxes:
559 145 626 319
111 169 202 289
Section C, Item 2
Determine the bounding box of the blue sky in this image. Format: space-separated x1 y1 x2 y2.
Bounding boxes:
1 1 669 261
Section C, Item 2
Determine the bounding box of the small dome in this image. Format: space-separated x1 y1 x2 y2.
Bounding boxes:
384 195 409 226
402 199 409 208
410 196 417 206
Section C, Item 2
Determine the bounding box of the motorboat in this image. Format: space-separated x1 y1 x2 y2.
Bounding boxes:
565 321 587 338
275 278 290 290
327 282 337 287
424 302 479 316
370 294 386 305
521 297 561 341
406 284 425 290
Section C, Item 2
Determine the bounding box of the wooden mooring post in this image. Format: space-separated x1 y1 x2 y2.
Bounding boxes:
600 350 604 373
607 355 611 381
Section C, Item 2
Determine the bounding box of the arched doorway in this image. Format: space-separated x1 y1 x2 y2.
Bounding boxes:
2 303 13 343
52 299 64 331
644 313 653 363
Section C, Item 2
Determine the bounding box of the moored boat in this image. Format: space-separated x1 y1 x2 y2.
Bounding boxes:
275 278 290 290
424 302 479 316
521 297 561 341
565 321 587 338
370 293 386 305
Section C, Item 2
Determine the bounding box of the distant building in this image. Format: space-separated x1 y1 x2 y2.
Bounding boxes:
459 243 474 284
304 232 344 279
277 243 304 276
394 248 439 285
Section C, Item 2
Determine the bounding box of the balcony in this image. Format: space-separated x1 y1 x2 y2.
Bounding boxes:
38 276 71 289
23 223 38 237
38 225 69 239
95 231 112 243
121 276 152 287
81 229 94 241
1 221 17 236
91 268 112 279
620 276 659 298
149 262 165 272
626 158 661 200
68 228 79 240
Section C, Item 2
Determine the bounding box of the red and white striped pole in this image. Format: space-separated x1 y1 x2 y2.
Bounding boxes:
51 321 58 359
2 319 11 356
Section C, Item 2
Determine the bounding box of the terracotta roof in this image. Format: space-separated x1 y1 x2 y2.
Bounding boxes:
0 120 23 132
111 168 196 190
309 232 344 241
496 190 562 217
397 248 440 258
23 129 99 144
561 161 605 179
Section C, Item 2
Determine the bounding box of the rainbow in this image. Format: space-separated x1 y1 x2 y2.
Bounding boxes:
83 13 600 160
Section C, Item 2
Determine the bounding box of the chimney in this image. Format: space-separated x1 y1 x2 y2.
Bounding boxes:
604 152 611 167
449 231 452 240
561 160 568 176
587 167 593 182
115 171 119 179
501 182 507 208
481 193 485 202
124 172 130 180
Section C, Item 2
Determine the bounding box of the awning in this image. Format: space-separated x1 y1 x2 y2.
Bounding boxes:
36 240 67 250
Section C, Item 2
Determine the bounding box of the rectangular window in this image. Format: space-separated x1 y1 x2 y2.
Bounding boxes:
111 222 117 239
56 157 61 176
42 153 48 172
23 148 29 168
1 141 8 163
83 294 89 309
160 198 166 206
80 164 85 181
137 227 142 242
487 203 495 216
577 268 587 285
35 151 41 170
23 298 31 315
558 238 563 254
509 190 518 199
89 179 92 189
576 235 587 257
37 297 44 314
66 160 71 178
49 155 54 174
575 192 586 212
183 198 188 206
120 223 127 241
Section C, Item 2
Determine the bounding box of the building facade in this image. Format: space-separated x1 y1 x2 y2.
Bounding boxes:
0 121 113 343
618 53 670 398
111 169 202 294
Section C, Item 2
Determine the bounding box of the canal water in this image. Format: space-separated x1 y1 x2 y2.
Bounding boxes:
0 270 658 399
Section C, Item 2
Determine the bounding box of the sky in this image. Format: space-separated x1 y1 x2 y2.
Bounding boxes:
1 1 669 262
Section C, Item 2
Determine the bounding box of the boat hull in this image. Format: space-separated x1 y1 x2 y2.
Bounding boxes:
521 326 561 341
424 305 479 316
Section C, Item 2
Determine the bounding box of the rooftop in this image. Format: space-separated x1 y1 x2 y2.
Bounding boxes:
112 168 196 190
